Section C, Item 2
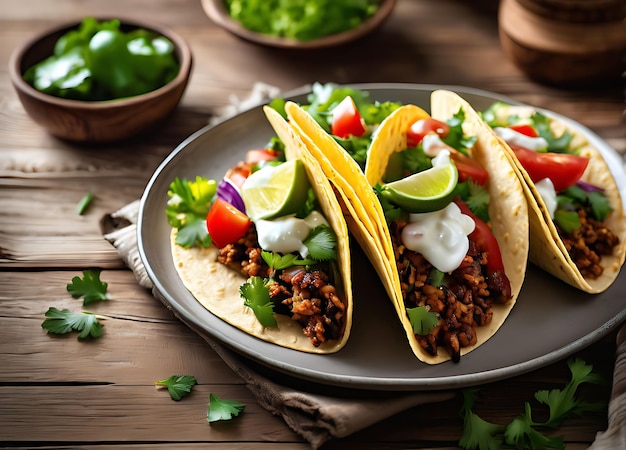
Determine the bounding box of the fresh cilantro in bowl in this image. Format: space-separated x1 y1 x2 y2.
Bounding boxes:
224 0 382 41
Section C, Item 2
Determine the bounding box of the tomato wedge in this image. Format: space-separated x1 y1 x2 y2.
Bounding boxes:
407 118 449 147
224 162 252 189
331 96 366 139
450 151 489 185
206 198 251 248
510 144 589 192
455 199 511 298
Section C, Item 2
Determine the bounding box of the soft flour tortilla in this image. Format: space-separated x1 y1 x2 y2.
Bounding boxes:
286 91 529 364
483 103 626 294
170 107 353 354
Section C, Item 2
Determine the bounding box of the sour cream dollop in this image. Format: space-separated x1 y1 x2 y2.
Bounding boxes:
401 202 475 273
255 211 328 258
535 178 557 219
494 127 548 151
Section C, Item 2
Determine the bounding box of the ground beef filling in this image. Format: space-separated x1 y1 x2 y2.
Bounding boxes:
216 225 345 347
390 220 511 363
557 208 620 280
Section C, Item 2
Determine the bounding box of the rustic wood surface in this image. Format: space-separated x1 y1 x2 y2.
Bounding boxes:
1 0 624 448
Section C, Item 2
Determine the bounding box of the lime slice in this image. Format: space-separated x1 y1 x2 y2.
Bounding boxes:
381 151 458 213
241 159 311 221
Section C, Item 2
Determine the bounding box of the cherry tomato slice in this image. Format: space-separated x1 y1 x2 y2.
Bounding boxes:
450 151 489 186
510 144 589 192
508 124 538 138
331 96 366 139
206 198 251 248
407 118 450 147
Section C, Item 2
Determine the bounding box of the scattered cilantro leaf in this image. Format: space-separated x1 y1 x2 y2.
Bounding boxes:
207 393 245 423
303 225 337 262
587 191 612 222
41 307 104 339
458 181 490 223
166 176 216 248
459 390 504 450
406 306 439 335
459 358 606 450
554 210 581 235
67 269 109 305
76 192 94 215
240 276 277 327
295 187 318 219
155 375 197 401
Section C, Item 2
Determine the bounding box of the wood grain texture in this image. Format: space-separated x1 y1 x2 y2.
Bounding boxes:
0 0 624 448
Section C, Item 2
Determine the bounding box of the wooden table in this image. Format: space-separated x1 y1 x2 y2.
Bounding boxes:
1 0 624 448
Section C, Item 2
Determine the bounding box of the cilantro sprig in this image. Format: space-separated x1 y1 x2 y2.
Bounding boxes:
67 269 109 305
207 393 245 423
155 375 197 401
41 307 104 339
240 276 277 327
459 358 606 450
555 184 612 233
407 306 439 336
166 176 216 248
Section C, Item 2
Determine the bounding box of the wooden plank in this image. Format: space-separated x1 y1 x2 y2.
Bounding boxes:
0 270 241 384
0 385 304 444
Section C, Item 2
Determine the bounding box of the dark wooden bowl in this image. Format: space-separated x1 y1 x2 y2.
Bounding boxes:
9 18 193 143
201 0 397 49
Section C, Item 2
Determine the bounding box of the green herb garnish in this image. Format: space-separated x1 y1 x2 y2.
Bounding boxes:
406 306 439 336
166 176 216 248
66 269 109 305
76 192 94 215
239 276 277 327
41 307 104 339
155 375 197 401
207 393 246 423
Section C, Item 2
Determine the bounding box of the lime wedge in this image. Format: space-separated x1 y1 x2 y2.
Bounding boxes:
241 159 311 221
381 150 458 213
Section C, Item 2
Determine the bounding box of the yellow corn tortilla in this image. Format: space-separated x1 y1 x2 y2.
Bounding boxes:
481 103 626 293
286 91 529 364
170 106 353 353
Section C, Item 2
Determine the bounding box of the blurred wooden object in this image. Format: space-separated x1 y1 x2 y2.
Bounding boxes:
498 0 626 86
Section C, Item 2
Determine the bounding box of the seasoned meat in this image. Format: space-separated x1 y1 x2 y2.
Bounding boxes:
391 219 511 362
558 208 620 279
217 225 344 347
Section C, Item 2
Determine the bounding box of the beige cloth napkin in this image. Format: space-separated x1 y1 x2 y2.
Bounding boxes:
100 200 452 448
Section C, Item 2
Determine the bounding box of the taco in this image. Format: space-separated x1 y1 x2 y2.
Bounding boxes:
166 106 353 353
283 88 528 363
480 101 626 293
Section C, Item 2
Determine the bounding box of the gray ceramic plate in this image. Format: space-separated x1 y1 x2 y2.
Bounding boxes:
138 83 626 391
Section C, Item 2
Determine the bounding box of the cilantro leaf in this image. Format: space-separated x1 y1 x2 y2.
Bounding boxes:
459 358 606 450
504 403 564 450
76 192 93 215
41 307 104 339
530 112 572 154
303 225 337 262
261 251 316 271
443 109 477 155
155 375 197 401
67 269 109 305
587 191 612 222
406 306 439 335
207 393 245 423
240 276 277 327
166 176 216 248
459 389 504 450
535 358 605 428
458 181 490 223
554 210 581 234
